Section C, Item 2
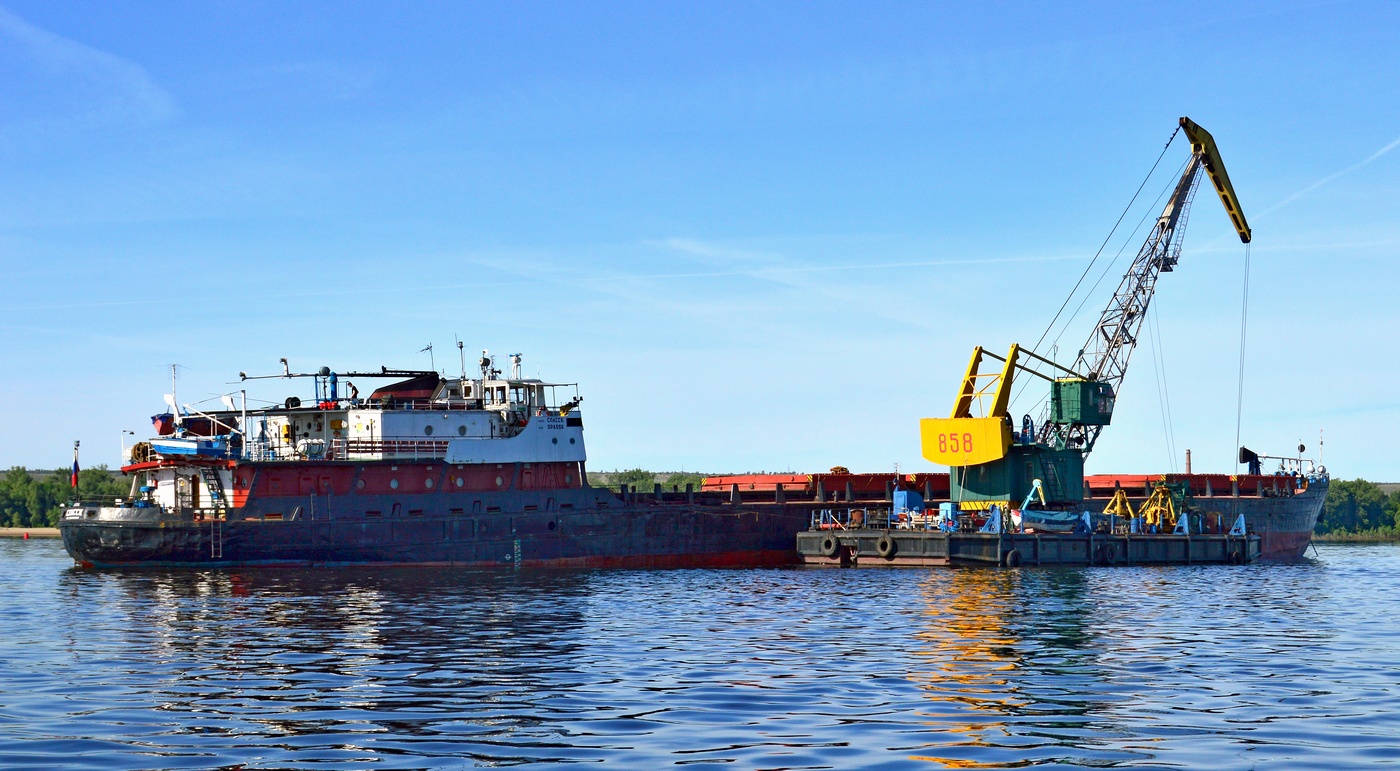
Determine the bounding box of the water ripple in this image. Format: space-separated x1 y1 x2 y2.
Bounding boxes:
1 541 1397 768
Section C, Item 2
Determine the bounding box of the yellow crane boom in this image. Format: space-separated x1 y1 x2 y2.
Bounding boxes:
1179 117 1251 243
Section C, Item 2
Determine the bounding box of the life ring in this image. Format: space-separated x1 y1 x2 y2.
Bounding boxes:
1004 548 1022 568
820 534 841 558
876 534 896 559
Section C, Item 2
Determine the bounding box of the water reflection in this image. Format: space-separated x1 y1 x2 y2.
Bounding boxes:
3 541 1396 769
50 566 593 767
905 569 1145 768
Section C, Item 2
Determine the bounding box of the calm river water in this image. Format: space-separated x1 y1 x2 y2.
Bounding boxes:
1 539 1397 769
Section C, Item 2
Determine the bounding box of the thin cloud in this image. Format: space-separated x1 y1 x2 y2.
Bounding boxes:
1256 133 1400 218
653 237 1081 278
0 6 177 125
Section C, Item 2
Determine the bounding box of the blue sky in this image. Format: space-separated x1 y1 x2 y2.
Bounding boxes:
1 1 1396 478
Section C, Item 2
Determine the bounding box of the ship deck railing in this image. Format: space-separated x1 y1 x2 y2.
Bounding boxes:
242 438 471 462
62 496 151 509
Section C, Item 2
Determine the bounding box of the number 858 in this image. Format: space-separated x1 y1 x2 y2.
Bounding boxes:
937 433 974 453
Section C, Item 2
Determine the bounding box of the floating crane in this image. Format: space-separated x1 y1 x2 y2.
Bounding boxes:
920 117 1252 511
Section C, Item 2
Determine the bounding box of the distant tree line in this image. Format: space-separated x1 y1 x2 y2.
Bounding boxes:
1316 478 1400 539
587 469 710 494
0 467 129 528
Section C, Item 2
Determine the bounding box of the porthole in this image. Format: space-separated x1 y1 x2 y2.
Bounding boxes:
495 476 504 487
425 478 434 489
552 437 558 445
458 425 467 436
455 477 464 488
424 425 434 436
565 474 573 484
569 438 576 445
356 479 365 490
390 479 399 490
548 521 556 531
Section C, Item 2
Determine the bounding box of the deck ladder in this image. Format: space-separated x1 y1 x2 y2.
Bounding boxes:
1038 455 1067 502
199 466 229 517
210 519 223 559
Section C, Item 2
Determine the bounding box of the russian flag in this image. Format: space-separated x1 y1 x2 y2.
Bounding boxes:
71 456 79 488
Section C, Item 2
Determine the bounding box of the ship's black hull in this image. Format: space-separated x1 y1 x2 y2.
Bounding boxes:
60 502 809 569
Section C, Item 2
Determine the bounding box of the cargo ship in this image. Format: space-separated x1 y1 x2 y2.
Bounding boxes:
59 354 808 568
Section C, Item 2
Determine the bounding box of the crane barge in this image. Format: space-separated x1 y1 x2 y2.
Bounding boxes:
786 117 1327 566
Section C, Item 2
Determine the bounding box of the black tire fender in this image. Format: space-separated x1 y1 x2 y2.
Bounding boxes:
876 534 896 559
820 534 841 558
1004 548 1022 568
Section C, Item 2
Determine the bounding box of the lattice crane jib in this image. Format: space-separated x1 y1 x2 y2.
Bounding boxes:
923 117 1253 506
1049 117 1252 457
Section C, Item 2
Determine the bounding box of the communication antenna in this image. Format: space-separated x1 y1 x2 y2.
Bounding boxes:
167 364 181 426
456 337 466 380
421 343 435 372
510 353 522 380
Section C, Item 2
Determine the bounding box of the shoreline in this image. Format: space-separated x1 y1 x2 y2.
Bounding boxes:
0 528 60 538
1314 533 1400 544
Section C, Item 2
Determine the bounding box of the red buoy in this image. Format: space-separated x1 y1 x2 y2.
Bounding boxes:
23 532 29 540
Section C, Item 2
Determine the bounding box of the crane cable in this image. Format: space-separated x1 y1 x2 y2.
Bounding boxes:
1147 299 1178 471
1009 126 1184 419
1234 241 1252 472
1029 125 1181 357
1009 155 1187 415
1047 157 1189 360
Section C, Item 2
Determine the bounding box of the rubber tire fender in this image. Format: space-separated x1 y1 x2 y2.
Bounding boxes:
1229 550 1243 565
1102 543 1116 564
820 534 841 558
875 534 896 559
1004 548 1022 568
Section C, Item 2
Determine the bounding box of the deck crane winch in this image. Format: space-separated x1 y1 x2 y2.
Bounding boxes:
920 117 1252 511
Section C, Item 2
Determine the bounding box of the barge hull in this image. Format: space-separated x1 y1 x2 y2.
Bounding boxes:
798 530 1261 568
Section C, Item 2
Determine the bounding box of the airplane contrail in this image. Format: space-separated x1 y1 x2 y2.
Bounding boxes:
1256 133 1400 218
